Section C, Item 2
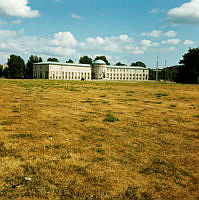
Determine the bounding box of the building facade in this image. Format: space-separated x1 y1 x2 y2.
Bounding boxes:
33 60 149 81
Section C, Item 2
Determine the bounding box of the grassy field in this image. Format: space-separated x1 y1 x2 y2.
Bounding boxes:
0 79 199 200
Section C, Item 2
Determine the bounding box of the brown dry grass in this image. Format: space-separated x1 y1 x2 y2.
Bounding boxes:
0 79 199 200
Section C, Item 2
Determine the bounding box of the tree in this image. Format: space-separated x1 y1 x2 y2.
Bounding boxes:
115 62 126 66
177 48 199 84
2 67 9 78
47 57 59 62
131 61 146 68
0 65 2 77
79 56 92 64
25 55 42 79
94 56 110 65
66 59 74 63
7 55 25 78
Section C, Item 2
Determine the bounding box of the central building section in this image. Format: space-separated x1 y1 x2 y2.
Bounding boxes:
91 60 106 79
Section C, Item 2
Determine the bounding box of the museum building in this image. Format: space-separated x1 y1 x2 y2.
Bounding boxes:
33 60 149 81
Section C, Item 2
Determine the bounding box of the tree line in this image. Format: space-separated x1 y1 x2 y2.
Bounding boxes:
149 48 199 84
1 48 198 83
0 54 146 79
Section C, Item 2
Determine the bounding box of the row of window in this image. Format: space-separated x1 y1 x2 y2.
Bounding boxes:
49 71 91 80
107 73 144 77
107 76 148 80
107 68 147 73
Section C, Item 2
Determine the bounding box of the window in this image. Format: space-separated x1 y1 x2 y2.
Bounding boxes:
65 72 67 79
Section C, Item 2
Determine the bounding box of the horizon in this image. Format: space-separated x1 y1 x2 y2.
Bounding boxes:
0 0 199 68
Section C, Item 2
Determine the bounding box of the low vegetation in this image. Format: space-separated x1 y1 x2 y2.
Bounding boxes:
0 79 199 200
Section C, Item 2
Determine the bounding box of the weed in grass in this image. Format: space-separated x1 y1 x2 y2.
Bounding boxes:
100 94 106 97
64 86 80 92
102 101 109 104
9 133 40 140
169 104 177 108
79 118 89 122
193 114 199 118
12 108 20 113
0 121 13 126
155 93 169 98
92 157 105 162
96 148 105 155
123 98 140 102
81 100 95 103
104 113 119 122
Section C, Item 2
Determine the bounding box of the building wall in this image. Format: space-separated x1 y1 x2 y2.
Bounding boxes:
106 67 148 81
33 63 149 81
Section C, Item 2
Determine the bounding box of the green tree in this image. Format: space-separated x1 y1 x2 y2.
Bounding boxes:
47 57 59 62
25 55 42 79
131 61 146 68
66 59 74 63
0 65 2 77
94 56 110 65
177 48 199 83
115 62 126 66
2 67 9 78
7 55 25 78
79 56 92 64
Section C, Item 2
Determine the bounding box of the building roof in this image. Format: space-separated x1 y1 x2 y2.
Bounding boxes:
107 65 146 69
34 61 148 69
34 62 90 67
93 60 106 65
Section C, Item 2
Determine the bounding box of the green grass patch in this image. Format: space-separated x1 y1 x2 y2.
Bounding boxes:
104 113 119 122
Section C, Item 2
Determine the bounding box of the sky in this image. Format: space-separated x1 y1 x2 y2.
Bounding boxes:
0 0 199 68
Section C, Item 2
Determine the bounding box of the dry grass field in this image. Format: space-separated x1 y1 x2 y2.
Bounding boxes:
0 79 199 200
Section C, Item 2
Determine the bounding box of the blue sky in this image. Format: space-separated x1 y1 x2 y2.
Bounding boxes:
0 0 199 67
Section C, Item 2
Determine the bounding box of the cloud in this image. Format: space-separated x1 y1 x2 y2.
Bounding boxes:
184 40 194 45
164 30 177 37
150 8 164 14
71 13 82 20
0 0 39 18
168 0 199 24
51 32 77 47
0 29 77 61
141 30 177 38
141 30 162 38
79 34 135 53
161 39 180 45
0 30 160 64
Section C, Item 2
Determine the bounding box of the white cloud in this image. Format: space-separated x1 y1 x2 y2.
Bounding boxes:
51 32 77 47
168 0 199 24
71 13 82 20
141 30 177 38
161 39 180 45
0 0 39 18
150 8 164 14
141 30 162 38
164 30 177 37
184 40 194 45
79 35 133 53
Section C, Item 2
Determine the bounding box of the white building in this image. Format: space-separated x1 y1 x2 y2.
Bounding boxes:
33 60 149 81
